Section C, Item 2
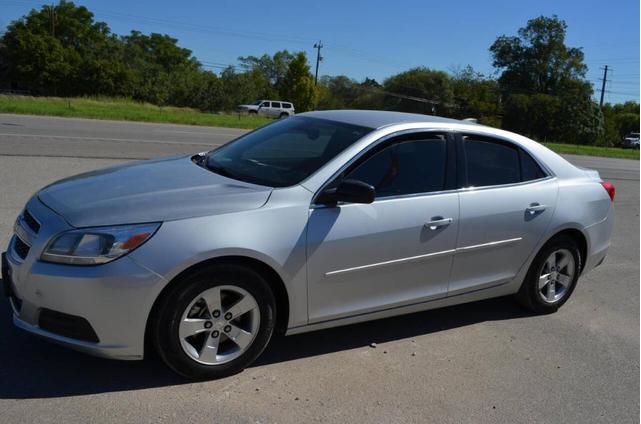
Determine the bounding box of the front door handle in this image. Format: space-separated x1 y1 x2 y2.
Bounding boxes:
526 203 547 215
425 217 453 230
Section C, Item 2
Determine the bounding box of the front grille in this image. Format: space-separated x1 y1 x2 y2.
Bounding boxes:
39 309 100 343
23 209 40 234
13 237 30 260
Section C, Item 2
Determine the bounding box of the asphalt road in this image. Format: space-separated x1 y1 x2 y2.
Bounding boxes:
0 114 638 423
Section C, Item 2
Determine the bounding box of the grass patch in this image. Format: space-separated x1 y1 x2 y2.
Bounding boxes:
544 142 639 160
0 95 270 129
1 96 638 160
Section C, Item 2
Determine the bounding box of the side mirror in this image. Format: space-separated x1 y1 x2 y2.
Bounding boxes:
319 179 375 205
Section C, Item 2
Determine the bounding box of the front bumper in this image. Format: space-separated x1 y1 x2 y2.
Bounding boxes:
3 197 166 360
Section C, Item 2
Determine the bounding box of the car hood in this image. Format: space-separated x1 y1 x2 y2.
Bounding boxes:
38 156 273 227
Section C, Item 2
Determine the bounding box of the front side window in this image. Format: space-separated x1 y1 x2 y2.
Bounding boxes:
346 135 447 198
205 117 371 187
283 103 292 109
261 101 271 107
463 136 520 187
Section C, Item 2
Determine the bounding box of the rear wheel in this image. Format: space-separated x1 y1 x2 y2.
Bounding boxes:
152 264 276 379
515 235 581 313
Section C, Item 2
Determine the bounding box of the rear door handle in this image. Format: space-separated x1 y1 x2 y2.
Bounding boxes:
425 217 453 230
526 203 547 215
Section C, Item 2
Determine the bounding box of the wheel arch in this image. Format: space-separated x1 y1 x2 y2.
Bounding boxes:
542 227 588 273
144 255 291 356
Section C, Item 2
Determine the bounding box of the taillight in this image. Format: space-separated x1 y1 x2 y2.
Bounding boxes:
601 182 615 201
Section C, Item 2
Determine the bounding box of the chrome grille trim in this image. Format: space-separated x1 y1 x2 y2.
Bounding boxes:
13 217 34 247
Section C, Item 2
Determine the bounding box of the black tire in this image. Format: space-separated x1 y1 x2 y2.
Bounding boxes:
515 235 582 313
248 110 257 115
279 112 288 119
151 263 276 380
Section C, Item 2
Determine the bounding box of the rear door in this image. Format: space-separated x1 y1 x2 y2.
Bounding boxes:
448 133 558 295
306 132 459 322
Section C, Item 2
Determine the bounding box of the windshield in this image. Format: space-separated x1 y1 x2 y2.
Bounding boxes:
252 100 262 105
205 116 372 187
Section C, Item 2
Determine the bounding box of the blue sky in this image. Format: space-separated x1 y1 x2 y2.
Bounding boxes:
1 0 639 104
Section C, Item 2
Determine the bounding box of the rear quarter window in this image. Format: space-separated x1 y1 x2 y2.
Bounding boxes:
520 149 547 181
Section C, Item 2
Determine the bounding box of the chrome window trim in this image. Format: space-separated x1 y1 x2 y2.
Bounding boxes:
325 237 523 277
310 175 556 210
311 187 460 209
459 175 557 192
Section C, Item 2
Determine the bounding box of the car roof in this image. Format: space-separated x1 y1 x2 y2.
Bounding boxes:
299 109 466 129
296 109 586 182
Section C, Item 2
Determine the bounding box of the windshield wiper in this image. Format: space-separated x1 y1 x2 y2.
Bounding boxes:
205 159 239 180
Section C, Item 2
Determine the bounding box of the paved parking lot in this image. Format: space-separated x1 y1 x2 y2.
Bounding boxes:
0 114 638 423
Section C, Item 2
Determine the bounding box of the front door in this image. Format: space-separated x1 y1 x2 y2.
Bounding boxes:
306 132 459 323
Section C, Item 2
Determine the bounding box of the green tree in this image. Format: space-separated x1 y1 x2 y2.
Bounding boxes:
450 65 500 127
238 50 294 94
1 1 115 95
382 67 454 115
602 101 640 146
280 52 317 112
317 75 359 109
490 15 602 145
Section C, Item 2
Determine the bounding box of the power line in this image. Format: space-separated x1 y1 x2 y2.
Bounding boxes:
604 90 640 96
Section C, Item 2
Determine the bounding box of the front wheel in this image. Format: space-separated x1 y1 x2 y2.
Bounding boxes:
151 264 276 379
279 112 289 119
515 235 581 313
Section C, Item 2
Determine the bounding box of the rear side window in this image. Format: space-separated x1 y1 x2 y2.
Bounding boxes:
272 102 281 108
347 136 447 198
463 136 520 187
520 150 546 181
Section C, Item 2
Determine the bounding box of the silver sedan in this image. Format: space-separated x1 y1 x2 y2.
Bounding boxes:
2 110 615 379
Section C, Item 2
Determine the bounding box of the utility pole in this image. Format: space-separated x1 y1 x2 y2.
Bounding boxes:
313 41 323 86
599 65 608 108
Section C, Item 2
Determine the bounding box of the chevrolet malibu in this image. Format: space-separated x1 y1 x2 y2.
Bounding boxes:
2 110 615 379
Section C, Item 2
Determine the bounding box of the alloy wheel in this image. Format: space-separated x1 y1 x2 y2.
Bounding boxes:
538 248 576 304
178 285 260 365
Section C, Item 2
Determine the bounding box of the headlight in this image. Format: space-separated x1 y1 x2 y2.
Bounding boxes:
41 223 160 265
